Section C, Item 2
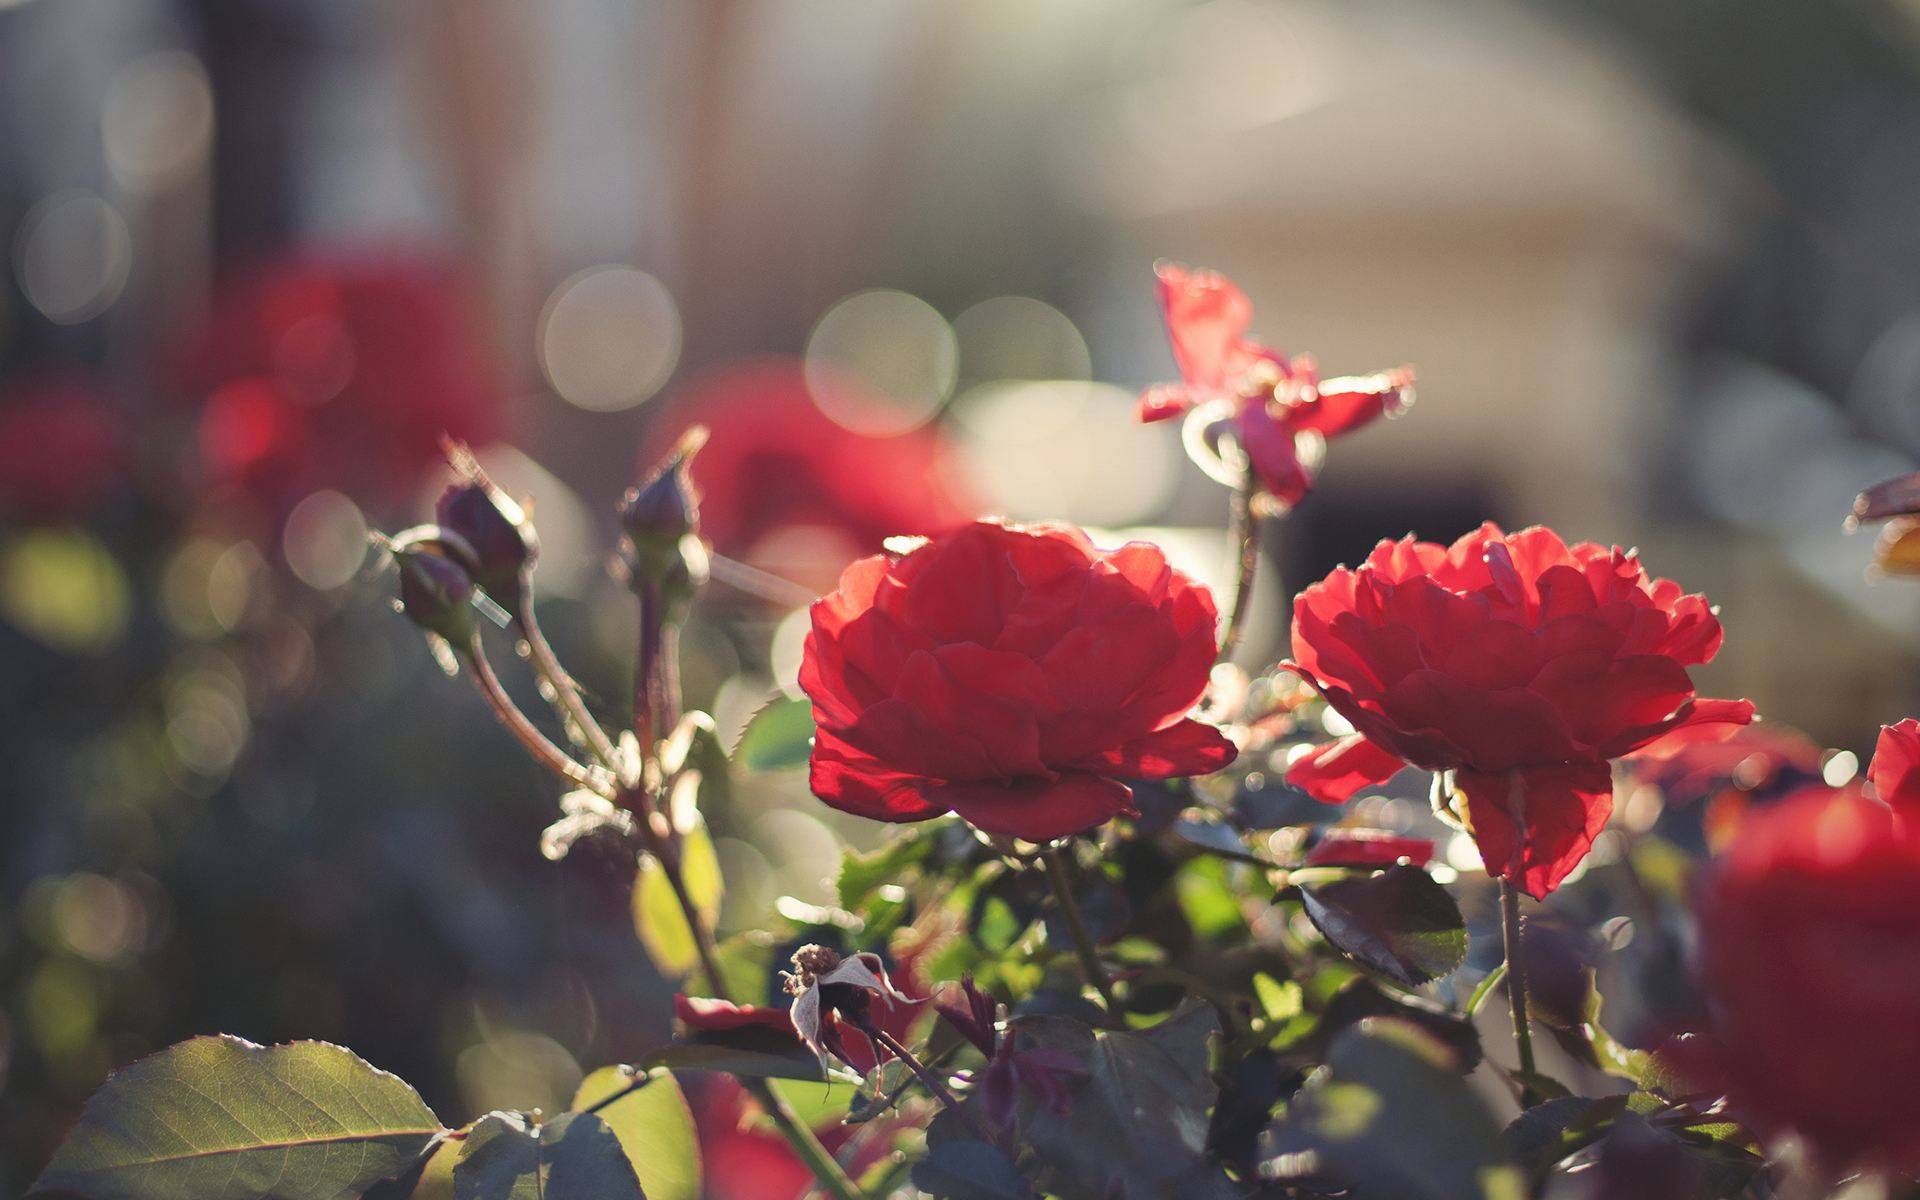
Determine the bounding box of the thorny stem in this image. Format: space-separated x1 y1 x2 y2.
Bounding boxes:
1043 846 1119 1015
862 1023 991 1143
464 635 606 794
1218 466 1262 663
517 596 622 775
1501 879 1539 1095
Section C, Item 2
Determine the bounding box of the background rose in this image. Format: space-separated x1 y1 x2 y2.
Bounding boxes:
171 251 504 515
1691 733 1920 1175
644 358 978 594
1285 522 1753 897
799 519 1235 840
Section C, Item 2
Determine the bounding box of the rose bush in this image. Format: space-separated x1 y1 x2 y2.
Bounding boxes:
799 518 1236 840
1284 522 1754 897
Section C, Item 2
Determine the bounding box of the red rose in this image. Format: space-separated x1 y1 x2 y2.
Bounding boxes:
643 358 978 593
1284 523 1753 898
1137 263 1412 507
1691 731 1920 1174
1626 720 1824 809
799 519 1236 840
1304 830 1435 869
173 251 503 513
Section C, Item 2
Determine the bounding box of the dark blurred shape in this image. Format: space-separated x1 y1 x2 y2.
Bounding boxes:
1852 470 1920 525
645 359 977 594
171 252 505 519
0 371 126 522
1628 720 1825 810
1583 1114 1707 1200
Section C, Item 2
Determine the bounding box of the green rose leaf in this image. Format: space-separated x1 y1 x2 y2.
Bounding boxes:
1014 1001 1238 1200
29 1036 444 1200
632 819 724 976
1299 864 1468 987
1269 1018 1524 1200
571 1068 701 1200
734 696 814 771
453 1110 642 1200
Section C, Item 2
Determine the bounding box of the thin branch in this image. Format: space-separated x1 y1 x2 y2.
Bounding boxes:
464 635 607 794
1043 846 1119 1014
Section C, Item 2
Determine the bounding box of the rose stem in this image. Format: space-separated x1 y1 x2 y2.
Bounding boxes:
464 634 606 793
1043 846 1120 1014
861 1022 992 1143
623 577 865 1200
1499 879 1539 1096
515 592 623 773
1218 467 1262 663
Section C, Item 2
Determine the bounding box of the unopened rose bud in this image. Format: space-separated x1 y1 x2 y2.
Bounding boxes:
621 428 706 587
394 544 476 645
436 443 535 614
1852 470 1920 527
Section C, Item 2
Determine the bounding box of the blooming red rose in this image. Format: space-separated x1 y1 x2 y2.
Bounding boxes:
172 251 503 514
643 358 978 593
1284 523 1753 898
1690 730 1920 1174
0 372 126 521
800 519 1237 840
1138 263 1412 508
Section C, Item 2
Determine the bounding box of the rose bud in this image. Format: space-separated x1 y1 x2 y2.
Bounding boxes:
1284 523 1753 898
622 429 706 582
393 543 477 645
435 444 535 615
1687 721 1920 1176
1137 262 1412 509
798 519 1237 841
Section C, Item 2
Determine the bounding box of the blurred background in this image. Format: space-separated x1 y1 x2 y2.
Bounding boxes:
4 0 1920 1191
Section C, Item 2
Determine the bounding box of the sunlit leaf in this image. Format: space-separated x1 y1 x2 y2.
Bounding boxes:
570 1068 701 1200
29 1036 443 1200
453 1110 641 1200
735 697 814 771
633 819 724 976
1299 865 1467 987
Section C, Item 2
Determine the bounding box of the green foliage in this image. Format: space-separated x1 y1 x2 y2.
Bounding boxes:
1014 1002 1238 1200
632 819 724 976
30 1036 444 1200
734 696 815 771
452 1111 642 1200
1299 864 1469 987
1270 1018 1525 1200
570 1068 701 1200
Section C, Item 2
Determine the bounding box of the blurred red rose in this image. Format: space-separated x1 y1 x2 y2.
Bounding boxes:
1304 830 1435 869
800 519 1236 841
1691 728 1920 1175
1626 720 1824 809
643 358 977 594
172 251 503 514
0 372 125 521
1284 523 1753 898
1137 263 1412 508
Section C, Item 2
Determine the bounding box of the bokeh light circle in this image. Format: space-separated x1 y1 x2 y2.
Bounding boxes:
804 289 957 435
953 295 1091 384
537 266 681 412
13 191 132 325
103 52 215 192
954 380 1177 527
282 490 368 591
